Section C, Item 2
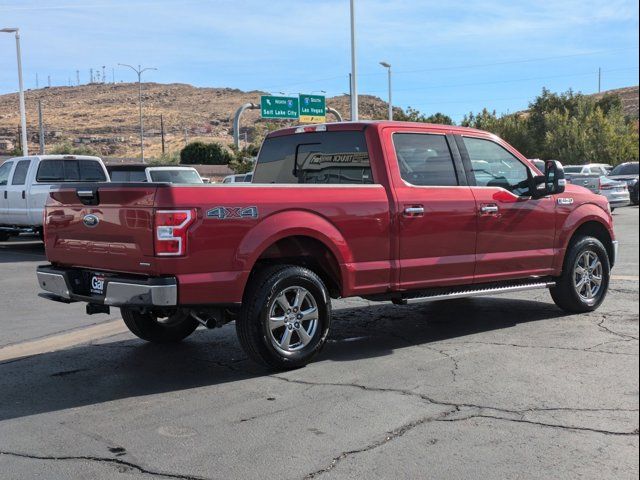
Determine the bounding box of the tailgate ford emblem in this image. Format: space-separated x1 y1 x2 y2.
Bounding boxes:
83 214 100 228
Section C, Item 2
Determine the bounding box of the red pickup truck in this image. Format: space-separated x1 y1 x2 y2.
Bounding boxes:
37 121 617 369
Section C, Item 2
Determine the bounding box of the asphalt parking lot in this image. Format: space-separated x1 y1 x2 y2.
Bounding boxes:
0 207 638 479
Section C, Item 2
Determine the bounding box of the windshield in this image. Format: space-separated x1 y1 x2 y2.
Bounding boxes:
149 169 203 184
611 163 639 176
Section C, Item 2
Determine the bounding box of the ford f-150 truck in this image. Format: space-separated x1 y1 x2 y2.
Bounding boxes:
37 121 618 369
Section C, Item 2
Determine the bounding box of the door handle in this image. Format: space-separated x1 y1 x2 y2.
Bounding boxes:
3 191 6 200
21 190 25 200
480 204 499 214
404 206 424 216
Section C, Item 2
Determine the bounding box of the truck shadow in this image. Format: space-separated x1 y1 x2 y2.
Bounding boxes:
0 239 45 264
0 297 569 421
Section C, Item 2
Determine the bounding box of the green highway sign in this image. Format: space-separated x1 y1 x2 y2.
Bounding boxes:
299 94 326 123
260 95 299 119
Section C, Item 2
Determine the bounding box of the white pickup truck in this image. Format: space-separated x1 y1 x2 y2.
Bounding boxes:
0 155 109 241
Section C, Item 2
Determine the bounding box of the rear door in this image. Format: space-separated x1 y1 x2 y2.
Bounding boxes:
386 129 477 289
457 135 556 283
7 159 31 225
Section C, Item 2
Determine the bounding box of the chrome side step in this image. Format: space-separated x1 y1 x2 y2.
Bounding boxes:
402 281 555 305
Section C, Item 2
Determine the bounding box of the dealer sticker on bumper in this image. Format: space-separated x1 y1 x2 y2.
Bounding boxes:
91 275 105 295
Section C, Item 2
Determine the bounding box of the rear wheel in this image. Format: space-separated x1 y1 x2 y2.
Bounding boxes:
550 236 610 313
236 265 331 370
121 308 199 343
0 232 9 242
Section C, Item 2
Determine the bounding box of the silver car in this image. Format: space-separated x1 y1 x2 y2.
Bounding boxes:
598 176 630 210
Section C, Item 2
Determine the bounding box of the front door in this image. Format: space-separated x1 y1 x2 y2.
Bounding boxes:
7 159 31 225
390 131 477 290
457 135 556 283
0 160 14 221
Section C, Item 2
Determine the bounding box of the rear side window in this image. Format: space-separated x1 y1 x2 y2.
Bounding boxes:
11 160 31 185
0 161 13 186
612 163 639 175
253 131 373 184
393 133 458 186
36 160 107 182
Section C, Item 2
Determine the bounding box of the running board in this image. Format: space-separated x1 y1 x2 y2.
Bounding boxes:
401 281 555 305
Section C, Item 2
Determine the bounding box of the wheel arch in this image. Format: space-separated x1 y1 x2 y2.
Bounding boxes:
236 210 352 298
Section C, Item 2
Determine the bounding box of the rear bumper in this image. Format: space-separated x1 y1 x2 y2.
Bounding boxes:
36 265 177 307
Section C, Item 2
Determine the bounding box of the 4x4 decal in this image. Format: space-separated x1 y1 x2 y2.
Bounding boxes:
207 206 259 220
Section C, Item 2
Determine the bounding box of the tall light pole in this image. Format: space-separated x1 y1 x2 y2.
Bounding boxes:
119 63 157 162
349 0 358 121
1 28 28 156
380 61 392 120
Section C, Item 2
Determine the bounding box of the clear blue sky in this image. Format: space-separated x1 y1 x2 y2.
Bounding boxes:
1 0 638 121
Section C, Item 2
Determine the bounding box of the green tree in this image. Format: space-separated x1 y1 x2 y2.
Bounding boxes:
180 141 232 165
395 107 455 125
228 143 259 174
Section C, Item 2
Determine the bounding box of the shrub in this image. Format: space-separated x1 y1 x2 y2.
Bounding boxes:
180 141 232 165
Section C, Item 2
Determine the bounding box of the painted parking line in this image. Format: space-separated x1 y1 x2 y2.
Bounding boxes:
0 319 128 363
611 274 639 281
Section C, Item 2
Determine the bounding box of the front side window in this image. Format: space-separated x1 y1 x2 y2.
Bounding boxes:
0 161 14 186
463 137 531 195
394 133 458 186
11 160 31 185
253 131 373 184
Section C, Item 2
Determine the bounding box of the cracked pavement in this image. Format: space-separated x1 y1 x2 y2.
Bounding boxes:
1 207 638 479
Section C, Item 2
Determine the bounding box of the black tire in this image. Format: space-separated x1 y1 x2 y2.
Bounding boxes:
236 265 331 370
0 232 10 242
550 236 610 313
632 186 639 206
121 308 199 343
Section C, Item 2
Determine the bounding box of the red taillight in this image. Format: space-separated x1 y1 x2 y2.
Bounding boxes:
154 209 196 256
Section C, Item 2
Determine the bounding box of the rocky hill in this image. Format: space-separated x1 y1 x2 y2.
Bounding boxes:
0 83 392 158
0 82 637 158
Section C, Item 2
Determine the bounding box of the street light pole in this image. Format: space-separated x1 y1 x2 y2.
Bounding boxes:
380 61 392 120
349 0 358 121
118 63 157 162
2 28 28 156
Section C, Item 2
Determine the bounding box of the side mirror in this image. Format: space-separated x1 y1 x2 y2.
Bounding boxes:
545 160 565 195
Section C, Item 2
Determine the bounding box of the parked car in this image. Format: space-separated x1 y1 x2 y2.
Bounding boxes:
0 155 109 241
608 162 639 205
564 165 604 194
37 121 617 369
106 165 203 184
222 174 250 183
597 176 630 210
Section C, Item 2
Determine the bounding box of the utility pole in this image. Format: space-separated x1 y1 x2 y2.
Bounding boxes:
47 75 51 87
38 100 45 154
90 68 93 83
349 0 358 121
380 61 392 120
1 28 28 156
76 70 80 85
118 63 157 162
102 66 106 84
160 114 166 154
598 67 601 93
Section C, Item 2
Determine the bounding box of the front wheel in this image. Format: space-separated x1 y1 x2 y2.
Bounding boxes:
121 308 199 343
236 265 331 370
550 236 610 313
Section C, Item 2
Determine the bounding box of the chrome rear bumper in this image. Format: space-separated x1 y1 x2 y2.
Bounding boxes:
36 265 177 307
612 240 619 267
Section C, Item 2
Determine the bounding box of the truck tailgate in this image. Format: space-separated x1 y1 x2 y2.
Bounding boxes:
45 184 159 275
